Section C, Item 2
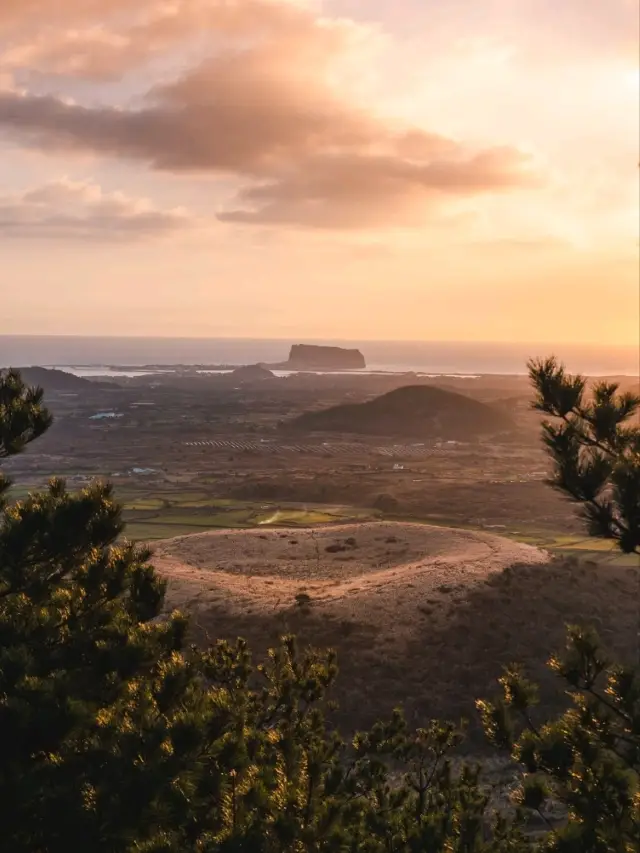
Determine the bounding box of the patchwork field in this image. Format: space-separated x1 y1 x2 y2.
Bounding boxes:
120 491 378 540
129 500 636 565
112 486 635 566
7 478 634 565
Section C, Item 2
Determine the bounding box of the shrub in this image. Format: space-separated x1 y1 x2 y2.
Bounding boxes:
374 493 399 513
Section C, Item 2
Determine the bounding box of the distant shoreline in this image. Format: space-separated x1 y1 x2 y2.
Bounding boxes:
14 364 640 380
1 336 637 377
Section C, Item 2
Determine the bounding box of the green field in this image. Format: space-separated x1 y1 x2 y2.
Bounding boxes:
124 497 635 564
6 483 634 563
388 513 637 567
499 528 638 566
119 491 378 541
4 482 377 541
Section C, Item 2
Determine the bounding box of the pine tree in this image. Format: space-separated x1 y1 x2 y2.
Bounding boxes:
478 626 640 852
478 358 640 851
528 356 640 554
0 369 211 850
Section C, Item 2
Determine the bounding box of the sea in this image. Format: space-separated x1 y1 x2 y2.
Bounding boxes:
0 336 637 377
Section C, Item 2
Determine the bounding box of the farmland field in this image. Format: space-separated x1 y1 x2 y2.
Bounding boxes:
119 489 380 540
122 492 637 566
8 478 634 565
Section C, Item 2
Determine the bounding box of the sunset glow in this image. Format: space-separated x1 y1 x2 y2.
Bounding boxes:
1 0 638 344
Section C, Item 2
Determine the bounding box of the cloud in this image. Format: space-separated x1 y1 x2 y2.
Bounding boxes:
6 1 587 235
366 0 638 66
220 148 539 228
3 1 635 77
498 0 639 64
0 1 327 79
0 178 194 239
0 83 538 228
0 0 541 229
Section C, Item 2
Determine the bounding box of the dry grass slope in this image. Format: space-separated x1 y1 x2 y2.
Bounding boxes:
148 522 639 744
153 523 546 623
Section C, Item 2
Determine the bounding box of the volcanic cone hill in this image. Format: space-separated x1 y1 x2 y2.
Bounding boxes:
15 367 108 392
230 364 275 381
287 384 515 439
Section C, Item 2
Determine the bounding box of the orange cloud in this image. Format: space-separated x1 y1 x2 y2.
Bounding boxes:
0 178 194 239
220 148 539 228
0 1 330 79
0 1 540 228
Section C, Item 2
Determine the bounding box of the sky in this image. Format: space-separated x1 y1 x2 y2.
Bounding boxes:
1 0 638 344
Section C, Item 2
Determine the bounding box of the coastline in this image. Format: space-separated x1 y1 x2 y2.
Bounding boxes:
1 335 637 377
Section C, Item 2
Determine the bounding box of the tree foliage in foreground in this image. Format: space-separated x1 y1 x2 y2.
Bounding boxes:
528 356 640 554
0 366 638 851
479 626 640 852
477 358 640 852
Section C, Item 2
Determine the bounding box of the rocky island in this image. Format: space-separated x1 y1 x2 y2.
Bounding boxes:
273 344 366 371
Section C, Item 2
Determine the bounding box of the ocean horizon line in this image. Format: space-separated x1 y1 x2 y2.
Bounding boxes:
0 333 636 350
1 335 637 377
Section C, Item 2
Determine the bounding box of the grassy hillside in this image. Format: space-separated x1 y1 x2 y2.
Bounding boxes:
288 384 515 439
180 552 637 745
14 366 104 392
